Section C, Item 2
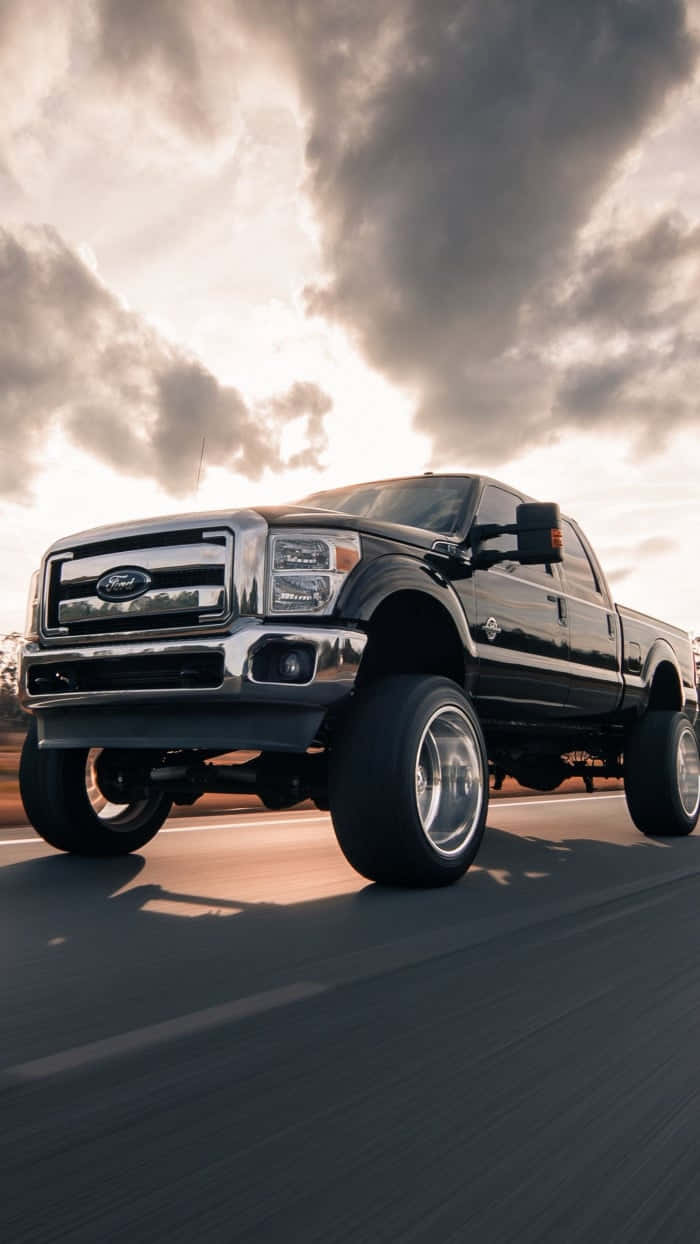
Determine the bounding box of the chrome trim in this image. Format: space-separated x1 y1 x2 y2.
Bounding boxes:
60 542 228 585
38 510 269 647
43 530 233 640
235 510 268 617
42 553 72 636
678 726 700 820
430 540 469 560
414 704 485 857
58 587 225 624
21 620 367 712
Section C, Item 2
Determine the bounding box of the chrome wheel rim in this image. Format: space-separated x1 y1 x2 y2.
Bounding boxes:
85 749 151 830
414 706 484 857
677 727 700 819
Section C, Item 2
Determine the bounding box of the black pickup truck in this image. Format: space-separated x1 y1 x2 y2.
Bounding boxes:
19 473 699 886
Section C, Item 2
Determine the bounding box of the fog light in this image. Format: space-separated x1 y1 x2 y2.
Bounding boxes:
251 641 316 684
280 650 303 680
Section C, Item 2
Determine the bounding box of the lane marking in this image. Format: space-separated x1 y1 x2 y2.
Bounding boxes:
0 837 48 846
493 793 626 810
0 792 627 845
5 982 328 1081
161 812 328 833
0 811 330 845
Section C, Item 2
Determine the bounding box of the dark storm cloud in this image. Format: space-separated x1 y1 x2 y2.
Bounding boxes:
0 226 330 499
558 213 700 334
4 0 697 464
556 333 700 452
557 217 700 447
554 216 700 449
85 0 699 458
232 0 698 460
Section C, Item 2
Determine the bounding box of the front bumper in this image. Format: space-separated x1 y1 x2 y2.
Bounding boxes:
21 620 367 752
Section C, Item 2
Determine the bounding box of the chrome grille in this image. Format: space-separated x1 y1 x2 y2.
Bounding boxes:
43 527 235 642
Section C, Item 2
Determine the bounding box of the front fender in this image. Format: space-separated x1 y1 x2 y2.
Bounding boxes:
337 553 477 660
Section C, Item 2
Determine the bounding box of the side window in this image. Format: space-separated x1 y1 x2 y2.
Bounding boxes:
562 521 601 603
475 486 554 583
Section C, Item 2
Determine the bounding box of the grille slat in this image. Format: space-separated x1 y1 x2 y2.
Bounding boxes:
60 542 228 584
44 528 234 641
57 587 225 625
58 567 226 601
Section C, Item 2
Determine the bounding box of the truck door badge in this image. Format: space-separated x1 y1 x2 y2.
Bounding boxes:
484 617 501 642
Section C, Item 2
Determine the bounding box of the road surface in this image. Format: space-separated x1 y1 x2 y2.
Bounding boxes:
2 792 700 1242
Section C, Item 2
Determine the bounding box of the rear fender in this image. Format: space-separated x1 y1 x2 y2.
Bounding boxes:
641 640 685 713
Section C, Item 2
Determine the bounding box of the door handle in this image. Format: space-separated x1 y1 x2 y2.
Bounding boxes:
547 595 567 625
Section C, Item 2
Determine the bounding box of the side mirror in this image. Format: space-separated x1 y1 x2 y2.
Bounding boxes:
515 502 563 565
470 502 563 568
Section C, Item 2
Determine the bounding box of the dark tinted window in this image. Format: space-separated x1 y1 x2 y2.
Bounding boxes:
297 477 473 535
476 486 553 582
562 521 601 602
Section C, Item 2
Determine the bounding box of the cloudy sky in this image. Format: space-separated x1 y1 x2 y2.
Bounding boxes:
1 0 699 634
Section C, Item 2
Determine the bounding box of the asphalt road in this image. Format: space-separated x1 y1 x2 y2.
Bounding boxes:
3 792 700 1242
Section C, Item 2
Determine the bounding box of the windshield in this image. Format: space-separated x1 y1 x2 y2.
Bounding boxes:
297 476 474 536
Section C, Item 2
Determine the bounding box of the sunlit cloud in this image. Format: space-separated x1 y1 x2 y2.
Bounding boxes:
0 225 331 499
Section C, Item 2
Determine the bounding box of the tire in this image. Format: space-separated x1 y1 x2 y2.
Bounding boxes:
624 710 700 837
19 720 172 855
329 675 489 886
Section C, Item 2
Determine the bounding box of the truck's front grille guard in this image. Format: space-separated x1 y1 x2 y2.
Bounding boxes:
41 528 236 644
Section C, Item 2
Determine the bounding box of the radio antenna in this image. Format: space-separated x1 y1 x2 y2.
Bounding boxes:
195 437 206 494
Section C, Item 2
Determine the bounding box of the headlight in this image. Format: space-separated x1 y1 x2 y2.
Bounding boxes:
267 530 361 615
273 539 330 571
24 569 40 640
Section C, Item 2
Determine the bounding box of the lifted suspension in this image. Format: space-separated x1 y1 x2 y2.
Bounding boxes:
147 752 329 811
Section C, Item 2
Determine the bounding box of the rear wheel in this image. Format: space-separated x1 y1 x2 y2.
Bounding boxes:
624 711 700 837
329 675 488 886
19 721 172 855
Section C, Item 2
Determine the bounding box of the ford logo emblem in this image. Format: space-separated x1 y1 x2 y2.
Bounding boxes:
96 567 152 602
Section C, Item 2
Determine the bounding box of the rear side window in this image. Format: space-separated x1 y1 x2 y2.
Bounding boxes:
562 521 602 603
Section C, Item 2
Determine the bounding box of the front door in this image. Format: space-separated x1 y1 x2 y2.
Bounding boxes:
469 485 570 719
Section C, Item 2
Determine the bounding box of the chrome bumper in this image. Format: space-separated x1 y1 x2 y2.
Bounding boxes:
21 621 367 752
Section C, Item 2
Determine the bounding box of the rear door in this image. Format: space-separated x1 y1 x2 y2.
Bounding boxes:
559 520 622 716
470 485 570 719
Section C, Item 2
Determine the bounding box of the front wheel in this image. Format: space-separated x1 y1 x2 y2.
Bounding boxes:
329 675 489 886
19 721 172 855
624 711 700 837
